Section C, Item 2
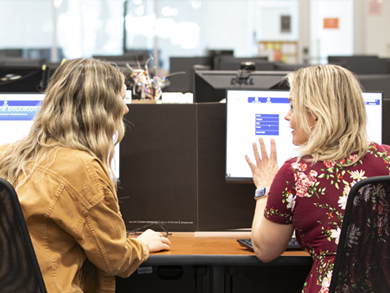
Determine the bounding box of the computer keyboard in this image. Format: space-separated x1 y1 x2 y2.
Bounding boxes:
237 238 302 251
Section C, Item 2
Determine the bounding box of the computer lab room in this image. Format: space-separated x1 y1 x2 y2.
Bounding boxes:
1 1 390 293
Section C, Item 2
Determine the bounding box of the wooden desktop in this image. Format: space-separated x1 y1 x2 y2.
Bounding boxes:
116 232 312 293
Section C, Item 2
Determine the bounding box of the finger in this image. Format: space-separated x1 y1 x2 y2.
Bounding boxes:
245 155 256 171
270 138 277 161
252 142 262 165
162 237 171 245
159 237 171 250
161 243 171 250
258 138 268 161
156 232 163 238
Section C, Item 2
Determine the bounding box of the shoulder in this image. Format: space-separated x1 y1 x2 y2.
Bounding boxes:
53 147 111 180
39 147 115 199
370 142 390 153
272 157 298 185
279 157 317 174
362 143 390 163
0 143 12 152
0 143 14 158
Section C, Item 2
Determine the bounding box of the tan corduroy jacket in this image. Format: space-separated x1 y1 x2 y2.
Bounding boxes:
0 144 149 293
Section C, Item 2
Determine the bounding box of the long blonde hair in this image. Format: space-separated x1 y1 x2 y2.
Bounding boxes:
287 64 370 164
0 58 125 185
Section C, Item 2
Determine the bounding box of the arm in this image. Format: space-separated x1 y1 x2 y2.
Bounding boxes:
80 193 171 278
245 138 294 263
251 198 294 263
71 156 170 278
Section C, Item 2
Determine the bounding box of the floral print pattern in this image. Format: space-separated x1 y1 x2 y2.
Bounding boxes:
264 143 390 293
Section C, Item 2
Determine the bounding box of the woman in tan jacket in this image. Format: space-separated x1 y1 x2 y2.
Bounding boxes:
0 58 170 293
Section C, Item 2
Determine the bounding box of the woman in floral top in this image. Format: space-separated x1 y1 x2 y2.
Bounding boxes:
245 64 390 293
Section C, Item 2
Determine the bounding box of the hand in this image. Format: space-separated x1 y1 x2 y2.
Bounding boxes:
245 138 279 189
136 229 171 252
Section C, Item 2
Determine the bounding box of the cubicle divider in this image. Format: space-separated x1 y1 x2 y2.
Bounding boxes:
118 99 390 233
117 103 255 232
196 103 255 230
382 100 390 146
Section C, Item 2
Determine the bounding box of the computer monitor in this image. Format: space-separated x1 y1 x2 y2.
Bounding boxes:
163 56 213 93
357 74 390 100
93 54 148 62
0 65 46 92
217 56 272 71
0 93 120 181
0 57 46 67
273 62 310 71
193 70 290 103
207 49 234 70
0 93 45 145
225 89 383 182
328 55 388 74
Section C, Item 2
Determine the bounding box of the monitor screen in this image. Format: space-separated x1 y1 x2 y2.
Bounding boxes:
0 93 45 145
0 93 120 181
194 70 289 103
225 90 383 182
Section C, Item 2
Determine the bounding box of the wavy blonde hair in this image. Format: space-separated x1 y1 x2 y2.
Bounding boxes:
287 64 370 164
0 58 125 186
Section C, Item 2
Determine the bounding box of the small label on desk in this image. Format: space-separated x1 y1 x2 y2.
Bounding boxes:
137 266 153 274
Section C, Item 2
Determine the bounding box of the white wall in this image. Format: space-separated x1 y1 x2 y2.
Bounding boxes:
0 0 52 48
310 0 354 64
254 0 299 42
364 1 390 57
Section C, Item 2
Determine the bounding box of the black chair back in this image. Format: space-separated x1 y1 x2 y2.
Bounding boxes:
0 178 47 293
330 175 390 292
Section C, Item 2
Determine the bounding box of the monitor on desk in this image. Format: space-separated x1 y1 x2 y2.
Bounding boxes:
0 93 45 145
0 93 120 181
0 65 46 92
357 74 390 100
225 90 383 182
217 56 272 71
193 70 289 103
163 56 213 93
328 55 388 74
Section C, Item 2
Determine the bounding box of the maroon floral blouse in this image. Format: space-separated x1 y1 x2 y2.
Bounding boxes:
264 143 390 293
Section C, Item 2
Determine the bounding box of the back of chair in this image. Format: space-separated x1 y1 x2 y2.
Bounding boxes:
329 175 390 292
0 178 47 293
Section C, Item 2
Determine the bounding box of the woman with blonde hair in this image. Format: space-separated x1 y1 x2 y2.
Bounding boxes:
246 64 390 292
0 58 170 293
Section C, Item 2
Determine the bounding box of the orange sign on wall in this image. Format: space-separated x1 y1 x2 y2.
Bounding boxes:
324 18 339 29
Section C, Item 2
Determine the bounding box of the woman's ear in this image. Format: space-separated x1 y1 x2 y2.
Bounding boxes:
309 113 318 128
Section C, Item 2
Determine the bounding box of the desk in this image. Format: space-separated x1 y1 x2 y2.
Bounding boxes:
116 232 312 293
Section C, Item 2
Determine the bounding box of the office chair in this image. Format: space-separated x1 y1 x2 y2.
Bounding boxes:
0 178 47 293
329 175 390 293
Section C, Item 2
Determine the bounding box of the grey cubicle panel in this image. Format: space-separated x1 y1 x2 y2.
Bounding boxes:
117 103 255 232
196 103 254 231
358 74 390 101
382 100 390 146
118 104 198 232
118 100 390 233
